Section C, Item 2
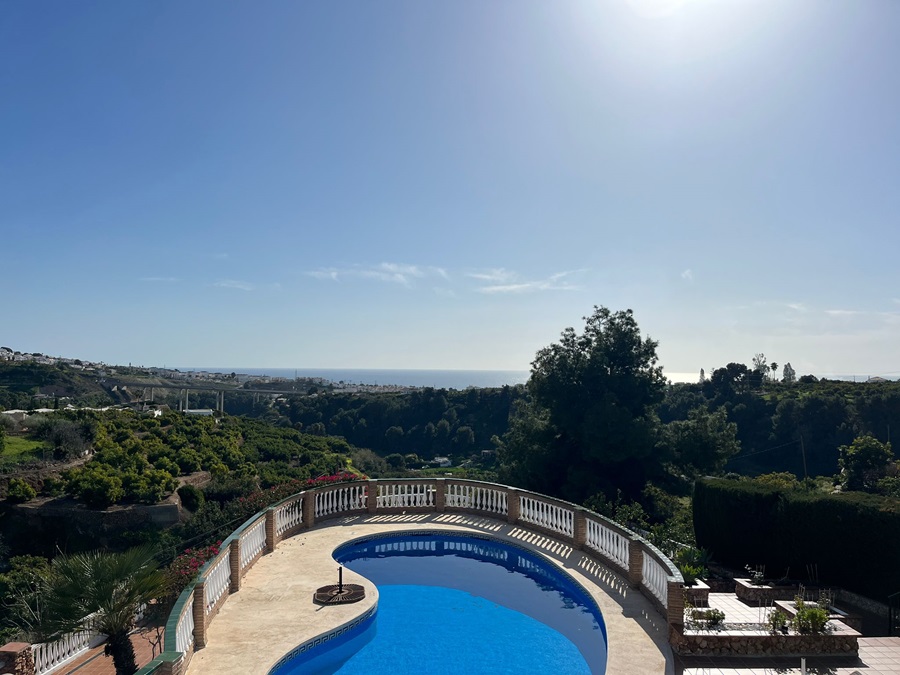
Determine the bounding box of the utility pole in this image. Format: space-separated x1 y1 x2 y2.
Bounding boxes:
800 435 808 480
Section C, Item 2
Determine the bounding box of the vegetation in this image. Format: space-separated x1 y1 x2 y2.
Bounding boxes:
31 546 168 675
694 477 900 598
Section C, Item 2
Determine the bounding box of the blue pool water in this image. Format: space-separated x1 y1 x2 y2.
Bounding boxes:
273 533 607 674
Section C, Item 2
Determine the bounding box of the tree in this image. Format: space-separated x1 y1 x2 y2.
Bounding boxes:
770 363 779 381
34 546 168 675
0 426 5 453
782 362 796 384
500 307 667 502
838 435 893 491
663 406 741 478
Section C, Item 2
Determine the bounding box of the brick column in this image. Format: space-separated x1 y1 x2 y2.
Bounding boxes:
229 539 241 592
367 480 378 514
192 581 206 649
435 479 446 513
0 642 34 675
157 653 185 675
265 508 277 552
506 488 519 524
667 579 685 626
572 507 587 549
303 490 316 528
627 539 643 588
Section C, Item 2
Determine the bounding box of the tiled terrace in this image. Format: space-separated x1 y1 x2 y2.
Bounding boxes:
46 584 900 675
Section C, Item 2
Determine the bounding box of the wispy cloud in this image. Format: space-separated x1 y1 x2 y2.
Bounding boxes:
307 263 447 287
681 269 693 281
466 268 517 283
825 309 863 317
214 279 256 291
213 279 281 292
140 277 180 283
477 269 586 294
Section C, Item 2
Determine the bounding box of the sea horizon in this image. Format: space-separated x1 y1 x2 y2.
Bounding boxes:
177 367 531 390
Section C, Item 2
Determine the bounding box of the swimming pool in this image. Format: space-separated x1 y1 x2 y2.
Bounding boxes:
272 532 608 674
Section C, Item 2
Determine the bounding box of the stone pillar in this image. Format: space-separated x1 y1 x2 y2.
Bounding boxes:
0 643 34 675
192 581 207 649
628 540 644 588
367 480 378 514
265 508 277 552
229 539 241 592
157 653 185 675
507 488 519 524
572 507 587 549
667 579 685 627
303 490 316 528
435 479 446 513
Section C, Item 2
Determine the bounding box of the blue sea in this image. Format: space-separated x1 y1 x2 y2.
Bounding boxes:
178 368 529 390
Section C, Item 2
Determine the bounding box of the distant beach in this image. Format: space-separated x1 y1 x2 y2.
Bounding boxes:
178 368 531 390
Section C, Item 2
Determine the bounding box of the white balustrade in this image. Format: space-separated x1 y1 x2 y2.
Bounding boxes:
315 484 367 518
585 517 630 572
204 553 231 615
240 518 266 571
32 628 103 675
275 497 303 536
518 496 574 538
376 483 434 509
445 539 509 563
445 484 508 515
642 551 669 606
374 539 438 554
175 591 195 654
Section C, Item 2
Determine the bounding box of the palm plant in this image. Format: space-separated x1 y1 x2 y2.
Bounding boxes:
37 545 168 675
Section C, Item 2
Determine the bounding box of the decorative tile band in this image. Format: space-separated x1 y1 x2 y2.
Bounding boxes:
267 603 377 674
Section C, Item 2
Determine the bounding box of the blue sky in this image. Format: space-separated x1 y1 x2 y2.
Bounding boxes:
2 0 899 379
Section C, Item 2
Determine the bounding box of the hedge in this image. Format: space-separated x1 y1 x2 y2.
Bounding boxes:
693 478 900 600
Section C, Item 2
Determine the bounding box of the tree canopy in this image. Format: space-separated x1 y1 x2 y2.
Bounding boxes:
499 307 668 502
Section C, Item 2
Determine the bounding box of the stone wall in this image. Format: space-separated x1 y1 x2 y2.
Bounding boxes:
735 578 803 603
671 628 859 657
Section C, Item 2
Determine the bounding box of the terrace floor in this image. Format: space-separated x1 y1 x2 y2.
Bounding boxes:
185 512 676 675
50 522 900 675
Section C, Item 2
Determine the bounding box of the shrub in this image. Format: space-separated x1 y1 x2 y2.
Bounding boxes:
177 485 205 512
792 598 829 634
767 608 789 634
689 608 725 630
6 478 36 503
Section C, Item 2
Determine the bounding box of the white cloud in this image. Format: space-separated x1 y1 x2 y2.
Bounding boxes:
466 268 517 283
307 263 446 287
477 269 586 294
681 269 693 281
213 279 256 291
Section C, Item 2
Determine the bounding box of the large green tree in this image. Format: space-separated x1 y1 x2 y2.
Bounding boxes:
35 546 168 675
499 307 667 502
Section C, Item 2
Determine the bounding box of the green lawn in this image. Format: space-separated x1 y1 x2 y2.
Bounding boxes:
2 435 46 460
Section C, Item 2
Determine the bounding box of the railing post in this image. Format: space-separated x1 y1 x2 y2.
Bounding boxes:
507 488 519 524
229 540 241 592
628 539 643 588
192 581 207 649
667 579 684 627
0 642 34 675
265 507 276 552
573 507 587 549
367 480 378 514
303 490 316 528
435 479 446 513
